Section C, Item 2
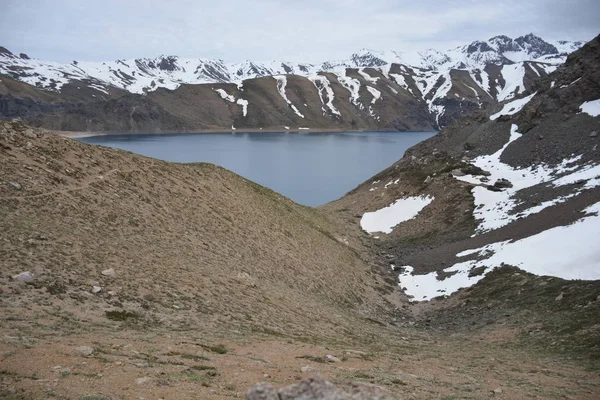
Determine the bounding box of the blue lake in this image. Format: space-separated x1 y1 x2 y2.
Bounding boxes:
79 131 436 206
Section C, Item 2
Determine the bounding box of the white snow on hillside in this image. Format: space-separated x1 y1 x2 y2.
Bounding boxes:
273 75 305 118
360 196 434 234
337 70 363 109
398 201 600 302
490 92 536 120
366 86 381 104
236 98 248 117
454 124 600 234
213 88 248 117
358 69 379 83
214 88 236 102
496 64 526 101
579 99 600 117
309 75 341 116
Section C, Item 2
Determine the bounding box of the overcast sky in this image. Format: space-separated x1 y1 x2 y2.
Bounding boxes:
1 0 598 63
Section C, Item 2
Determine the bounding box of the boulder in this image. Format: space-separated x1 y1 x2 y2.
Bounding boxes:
494 178 513 188
246 375 393 400
75 346 94 357
101 268 116 278
11 271 34 284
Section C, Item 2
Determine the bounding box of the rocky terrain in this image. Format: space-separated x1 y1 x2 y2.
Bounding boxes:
0 34 583 132
1 35 599 400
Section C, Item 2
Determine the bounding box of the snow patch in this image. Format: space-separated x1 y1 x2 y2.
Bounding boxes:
579 99 600 117
399 201 600 301
455 124 598 234
490 92 536 120
366 86 381 104
309 75 340 116
214 88 236 102
496 63 526 101
337 69 363 109
236 98 248 117
360 196 434 234
358 69 379 83
273 75 305 118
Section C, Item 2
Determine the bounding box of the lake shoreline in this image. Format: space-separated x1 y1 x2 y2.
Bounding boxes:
73 130 436 206
55 127 424 139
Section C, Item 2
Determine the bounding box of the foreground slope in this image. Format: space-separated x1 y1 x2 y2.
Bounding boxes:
1 124 600 398
0 121 403 341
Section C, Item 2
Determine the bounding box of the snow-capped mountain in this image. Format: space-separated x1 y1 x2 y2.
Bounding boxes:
0 34 587 132
0 34 582 95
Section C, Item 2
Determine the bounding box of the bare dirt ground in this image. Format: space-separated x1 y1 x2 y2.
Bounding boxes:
2 327 599 399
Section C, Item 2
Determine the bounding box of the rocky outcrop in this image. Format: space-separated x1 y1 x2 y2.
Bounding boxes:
246 376 394 400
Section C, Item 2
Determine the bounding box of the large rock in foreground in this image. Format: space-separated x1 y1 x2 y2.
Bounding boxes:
246 375 394 400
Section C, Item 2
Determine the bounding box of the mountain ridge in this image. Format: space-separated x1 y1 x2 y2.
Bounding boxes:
0 34 586 133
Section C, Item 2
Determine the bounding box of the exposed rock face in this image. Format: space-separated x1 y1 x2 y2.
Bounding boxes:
246 376 394 400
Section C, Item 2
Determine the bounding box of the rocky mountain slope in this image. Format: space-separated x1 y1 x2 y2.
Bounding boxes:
0 34 583 132
326 34 600 351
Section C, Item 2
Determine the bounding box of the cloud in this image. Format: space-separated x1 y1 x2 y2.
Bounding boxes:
0 0 598 63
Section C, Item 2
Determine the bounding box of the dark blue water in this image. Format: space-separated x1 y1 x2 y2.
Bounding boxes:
79 131 435 206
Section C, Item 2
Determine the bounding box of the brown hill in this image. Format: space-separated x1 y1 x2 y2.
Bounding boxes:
1 56 551 134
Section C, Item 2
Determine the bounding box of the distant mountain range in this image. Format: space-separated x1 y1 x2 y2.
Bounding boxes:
0 34 585 132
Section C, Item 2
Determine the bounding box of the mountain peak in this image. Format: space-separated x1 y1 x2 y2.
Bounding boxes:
0 46 14 56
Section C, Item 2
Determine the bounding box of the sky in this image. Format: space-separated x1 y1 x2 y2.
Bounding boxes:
1 0 598 63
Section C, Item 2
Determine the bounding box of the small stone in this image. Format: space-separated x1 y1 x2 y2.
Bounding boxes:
492 387 503 395
135 377 151 385
91 286 102 294
75 346 94 357
537 134 544 140
324 354 341 363
11 271 34 284
424 175 433 184
263 373 270 378
101 268 116 278
555 292 564 301
300 366 318 373
7 182 21 190
23 130 37 139
590 131 598 138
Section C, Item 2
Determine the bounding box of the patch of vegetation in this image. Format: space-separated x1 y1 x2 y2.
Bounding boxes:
104 310 139 321
189 365 216 371
200 344 228 354
180 353 211 362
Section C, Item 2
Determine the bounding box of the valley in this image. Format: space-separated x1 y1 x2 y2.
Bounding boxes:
0 26 599 400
